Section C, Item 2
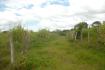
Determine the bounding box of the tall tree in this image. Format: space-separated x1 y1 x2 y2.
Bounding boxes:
92 21 101 32
92 21 101 40
74 22 88 40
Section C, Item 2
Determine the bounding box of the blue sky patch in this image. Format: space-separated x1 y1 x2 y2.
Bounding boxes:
23 19 39 27
40 2 48 8
25 4 34 9
40 0 70 8
49 0 70 6
0 2 7 12
15 13 22 16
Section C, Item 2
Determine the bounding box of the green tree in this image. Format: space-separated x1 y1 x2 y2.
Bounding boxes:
74 22 88 40
12 25 30 54
92 21 101 33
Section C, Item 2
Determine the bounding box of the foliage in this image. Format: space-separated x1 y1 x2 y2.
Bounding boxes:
74 22 88 39
1 21 105 70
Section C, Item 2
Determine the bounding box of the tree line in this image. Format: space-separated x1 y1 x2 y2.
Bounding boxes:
0 20 105 69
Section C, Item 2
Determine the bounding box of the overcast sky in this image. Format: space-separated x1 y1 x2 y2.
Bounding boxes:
0 0 105 31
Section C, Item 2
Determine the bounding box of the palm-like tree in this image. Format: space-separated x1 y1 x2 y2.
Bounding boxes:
74 22 88 40
92 21 101 41
92 21 101 32
92 21 101 27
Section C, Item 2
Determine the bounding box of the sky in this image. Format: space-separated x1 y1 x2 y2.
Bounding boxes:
0 0 105 31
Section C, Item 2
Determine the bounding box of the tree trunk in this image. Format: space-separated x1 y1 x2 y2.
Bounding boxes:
81 30 83 40
72 31 75 40
75 32 77 40
22 31 30 54
88 27 90 43
9 30 14 64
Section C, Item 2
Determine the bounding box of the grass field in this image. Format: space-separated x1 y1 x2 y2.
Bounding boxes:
18 36 105 70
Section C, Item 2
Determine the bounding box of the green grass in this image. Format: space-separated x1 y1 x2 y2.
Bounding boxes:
1 24 105 70
1 34 105 70
22 36 105 70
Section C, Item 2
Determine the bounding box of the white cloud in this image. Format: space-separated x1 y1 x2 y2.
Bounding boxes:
65 0 105 26
7 0 47 4
70 0 105 11
0 11 18 21
0 0 105 31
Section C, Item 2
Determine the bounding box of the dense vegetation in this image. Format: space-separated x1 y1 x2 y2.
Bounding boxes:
0 21 105 70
